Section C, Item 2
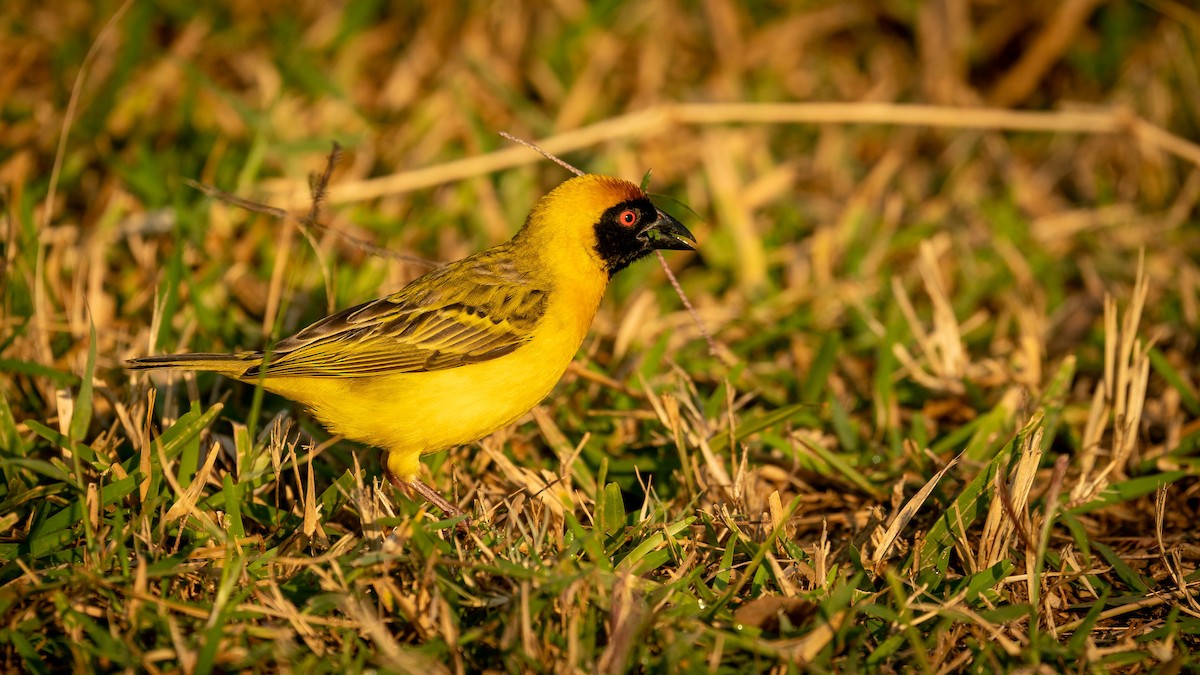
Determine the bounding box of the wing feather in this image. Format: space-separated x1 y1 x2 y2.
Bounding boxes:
243 245 550 378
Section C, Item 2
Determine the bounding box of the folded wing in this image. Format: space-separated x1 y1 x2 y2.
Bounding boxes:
244 248 549 378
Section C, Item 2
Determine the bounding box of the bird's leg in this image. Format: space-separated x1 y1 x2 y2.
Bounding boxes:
386 471 467 522
408 478 466 520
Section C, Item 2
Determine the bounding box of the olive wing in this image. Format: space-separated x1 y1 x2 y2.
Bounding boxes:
244 255 549 378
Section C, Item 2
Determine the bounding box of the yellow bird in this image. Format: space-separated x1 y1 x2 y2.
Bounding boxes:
128 174 694 515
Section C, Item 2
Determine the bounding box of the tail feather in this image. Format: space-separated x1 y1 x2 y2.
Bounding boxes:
126 352 262 377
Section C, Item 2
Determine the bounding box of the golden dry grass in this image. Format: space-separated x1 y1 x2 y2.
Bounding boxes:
3 0 1200 671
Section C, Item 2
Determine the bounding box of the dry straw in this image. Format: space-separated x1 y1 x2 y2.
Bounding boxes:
266 103 1200 207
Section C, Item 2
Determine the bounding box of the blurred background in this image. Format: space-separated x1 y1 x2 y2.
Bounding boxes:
3 0 1200 669
6 0 1198 464
4 0 1196 374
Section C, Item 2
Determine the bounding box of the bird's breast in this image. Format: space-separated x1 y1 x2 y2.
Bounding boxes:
290 276 608 459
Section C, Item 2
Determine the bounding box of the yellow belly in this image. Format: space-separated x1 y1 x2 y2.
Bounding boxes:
255 290 600 480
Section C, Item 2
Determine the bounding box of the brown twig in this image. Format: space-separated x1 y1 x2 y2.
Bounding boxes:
271 103 1200 207
305 141 341 227
498 131 585 177
184 170 439 270
994 468 1034 557
655 251 720 358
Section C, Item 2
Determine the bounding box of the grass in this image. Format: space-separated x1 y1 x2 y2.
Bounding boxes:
3 0 1200 671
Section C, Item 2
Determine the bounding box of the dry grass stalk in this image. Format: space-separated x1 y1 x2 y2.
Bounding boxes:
868 451 961 570
266 102 1200 209
891 239 999 394
1072 256 1152 503
986 0 1105 107
7 2 1200 670
979 423 1045 572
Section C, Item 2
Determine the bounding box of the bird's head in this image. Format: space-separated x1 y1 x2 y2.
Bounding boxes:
521 174 695 278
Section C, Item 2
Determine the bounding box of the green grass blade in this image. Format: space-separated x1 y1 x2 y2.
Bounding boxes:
597 481 626 536
0 359 79 387
1149 348 1200 416
916 413 1042 572
0 389 23 456
708 403 811 455
68 319 96 443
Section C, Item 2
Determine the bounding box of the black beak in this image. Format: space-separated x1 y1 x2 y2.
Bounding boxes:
642 209 696 251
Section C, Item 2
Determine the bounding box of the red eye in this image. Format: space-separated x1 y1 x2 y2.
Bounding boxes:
619 209 638 227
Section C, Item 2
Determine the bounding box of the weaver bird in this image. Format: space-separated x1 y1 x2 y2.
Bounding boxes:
128 174 695 516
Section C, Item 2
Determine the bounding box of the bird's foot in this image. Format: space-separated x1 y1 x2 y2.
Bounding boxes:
387 472 471 532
